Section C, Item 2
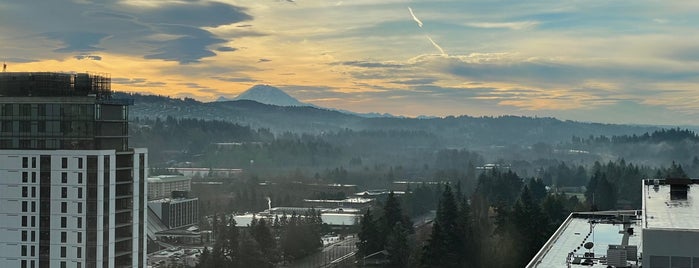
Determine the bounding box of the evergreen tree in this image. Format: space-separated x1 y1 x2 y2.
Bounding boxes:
422 184 463 267
510 186 549 266
385 223 410 268
357 209 382 257
251 219 278 263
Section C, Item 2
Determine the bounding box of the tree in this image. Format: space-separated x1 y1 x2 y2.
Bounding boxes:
357 209 382 257
421 184 463 267
385 223 410 268
510 186 549 266
251 219 278 263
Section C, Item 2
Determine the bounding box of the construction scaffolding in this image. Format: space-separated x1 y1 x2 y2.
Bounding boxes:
0 72 112 98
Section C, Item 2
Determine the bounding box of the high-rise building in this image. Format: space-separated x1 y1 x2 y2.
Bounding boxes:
0 72 147 268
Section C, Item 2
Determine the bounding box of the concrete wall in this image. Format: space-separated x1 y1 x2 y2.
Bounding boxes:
642 228 699 268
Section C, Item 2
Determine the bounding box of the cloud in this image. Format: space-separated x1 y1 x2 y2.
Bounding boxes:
258 58 271 63
389 78 437 85
212 76 259 83
465 21 539 30
74 55 102 61
336 60 403 68
4 0 253 63
217 46 237 52
112 77 167 88
43 32 109 53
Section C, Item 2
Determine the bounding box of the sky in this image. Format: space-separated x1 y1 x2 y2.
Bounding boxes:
2 0 699 125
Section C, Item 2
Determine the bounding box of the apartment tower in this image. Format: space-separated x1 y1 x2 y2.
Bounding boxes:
0 72 147 268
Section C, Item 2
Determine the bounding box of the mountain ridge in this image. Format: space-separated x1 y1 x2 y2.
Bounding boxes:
116 92 663 147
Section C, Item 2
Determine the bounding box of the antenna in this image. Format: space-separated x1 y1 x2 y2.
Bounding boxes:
2 60 6 72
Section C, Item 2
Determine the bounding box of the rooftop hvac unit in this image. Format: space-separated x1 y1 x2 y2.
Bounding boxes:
607 244 637 267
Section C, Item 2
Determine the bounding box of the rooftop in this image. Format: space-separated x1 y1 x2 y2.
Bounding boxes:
527 211 642 268
148 175 191 183
642 178 699 230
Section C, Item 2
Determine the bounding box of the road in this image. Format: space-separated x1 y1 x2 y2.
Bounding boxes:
285 236 358 268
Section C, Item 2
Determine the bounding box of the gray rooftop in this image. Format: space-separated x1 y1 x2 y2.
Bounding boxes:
148 175 190 183
527 211 643 268
643 180 699 230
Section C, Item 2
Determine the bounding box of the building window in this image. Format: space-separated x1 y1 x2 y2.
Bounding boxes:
31 202 35 212
60 262 66 268
21 260 26 268
77 262 81 268
61 202 67 213
30 246 35 257
76 247 81 258
78 188 82 198
22 186 27 197
19 121 30 133
30 231 35 242
22 157 28 168
30 260 34 268
22 201 27 212
31 172 36 183
37 104 46 116
61 187 67 198
22 172 28 183
22 230 27 241
77 232 82 243
61 232 66 243
1 121 12 133
31 216 35 227
77 217 82 228
31 187 35 198
61 172 67 183
61 217 67 228
21 245 27 256
78 158 83 169
20 104 31 116
77 203 82 213
78 173 83 184
60 247 66 258
21 216 27 226
31 157 36 168
62 158 68 169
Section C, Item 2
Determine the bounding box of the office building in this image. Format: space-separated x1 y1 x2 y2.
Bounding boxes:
0 72 147 268
147 175 190 201
148 195 199 229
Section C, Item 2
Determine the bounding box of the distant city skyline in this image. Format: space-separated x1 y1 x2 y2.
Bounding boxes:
2 0 699 125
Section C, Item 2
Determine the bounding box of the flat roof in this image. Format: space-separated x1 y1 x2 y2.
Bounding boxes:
148 175 190 183
642 180 699 230
303 197 373 204
527 211 643 268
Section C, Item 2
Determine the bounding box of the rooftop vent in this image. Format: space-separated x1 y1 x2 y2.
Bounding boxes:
667 178 691 200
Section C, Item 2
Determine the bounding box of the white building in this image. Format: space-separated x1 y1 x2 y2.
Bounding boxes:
0 72 147 268
148 197 199 229
642 178 699 268
147 175 191 201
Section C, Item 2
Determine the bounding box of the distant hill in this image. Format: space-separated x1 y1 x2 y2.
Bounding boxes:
232 84 307 107
117 92 661 148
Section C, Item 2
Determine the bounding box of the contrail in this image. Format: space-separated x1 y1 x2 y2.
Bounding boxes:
426 35 446 55
408 7 423 28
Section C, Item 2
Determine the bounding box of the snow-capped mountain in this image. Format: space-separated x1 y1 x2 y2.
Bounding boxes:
231 84 307 107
